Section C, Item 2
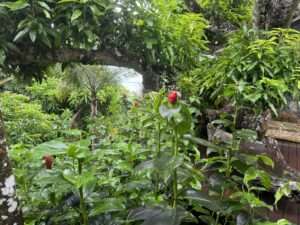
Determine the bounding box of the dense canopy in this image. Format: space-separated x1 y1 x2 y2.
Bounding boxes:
0 0 208 87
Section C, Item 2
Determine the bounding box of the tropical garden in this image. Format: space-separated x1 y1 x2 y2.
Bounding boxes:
1 0 300 225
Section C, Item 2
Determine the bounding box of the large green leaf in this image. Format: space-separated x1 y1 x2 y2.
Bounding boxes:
129 206 190 225
71 9 82 22
89 198 125 216
184 189 223 211
0 0 29 11
31 139 68 160
13 28 30 42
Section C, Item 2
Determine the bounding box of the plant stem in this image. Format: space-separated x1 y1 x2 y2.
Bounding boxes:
215 189 224 225
226 105 239 177
172 128 178 208
172 170 178 208
158 122 161 155
78 159 88 225
214 212 220 225
155 121 161 198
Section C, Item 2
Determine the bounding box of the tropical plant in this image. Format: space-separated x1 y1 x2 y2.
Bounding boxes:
64 64 116 117
0 0 208 84
0 91 60 145
198 0 253 26
8 88 296 225
181 28 300 116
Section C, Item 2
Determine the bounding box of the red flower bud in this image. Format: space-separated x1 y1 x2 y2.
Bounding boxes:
168 91 179 104
42 155 54 169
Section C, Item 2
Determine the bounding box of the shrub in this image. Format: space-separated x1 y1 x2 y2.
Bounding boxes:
0 91 59 145
181 29 300 115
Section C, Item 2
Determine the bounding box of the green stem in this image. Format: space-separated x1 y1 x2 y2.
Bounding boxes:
78 159 88 225
225 149 231 177
215 189 224 225
214 212 220 225
155 121 161 198
172 170 178 208
233 105 239 130
172 128 178 208
157 122 161 155
226 105 239 177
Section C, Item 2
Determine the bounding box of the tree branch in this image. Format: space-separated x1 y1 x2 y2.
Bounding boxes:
7 47 143 74
6 47 159 90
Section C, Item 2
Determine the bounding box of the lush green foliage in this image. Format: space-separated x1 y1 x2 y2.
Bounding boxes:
0 91 61 145
0 0 208 78
6 85 296 225
198 0 253 26
1 1 300 225
26 76 67 113
181 29 300 115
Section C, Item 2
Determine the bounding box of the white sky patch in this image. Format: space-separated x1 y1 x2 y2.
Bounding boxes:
105 66 144 97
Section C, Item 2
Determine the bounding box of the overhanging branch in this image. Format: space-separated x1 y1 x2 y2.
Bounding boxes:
5 47 159 89
6 47 145 75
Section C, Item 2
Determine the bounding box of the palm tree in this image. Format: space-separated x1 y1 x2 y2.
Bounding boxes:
64 64 116 118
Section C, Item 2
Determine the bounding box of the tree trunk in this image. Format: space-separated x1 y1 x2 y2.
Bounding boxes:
90 94 98 118
90 92 98 151
253 0 300 29
0 111 23 225
70 106 84 129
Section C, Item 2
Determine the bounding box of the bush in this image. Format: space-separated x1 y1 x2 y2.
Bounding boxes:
0 91 59 145
181 29 300 115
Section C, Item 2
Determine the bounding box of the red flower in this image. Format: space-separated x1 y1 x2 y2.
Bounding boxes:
168 91 179 104
42 155 54 169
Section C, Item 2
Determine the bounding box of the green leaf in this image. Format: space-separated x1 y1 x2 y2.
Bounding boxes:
37 1 50 11
258 155 274 168
244 167 271 189
71 9 82 22
0 50 6 65
154 152 184 172
184 189 223 211
29 31 37 42
0 0 29 11
275 183 292 205
135 160 154 171
58 0 80 3
129 206 188 225
13 28 29 42
235 129 257 142
31 140 68 160
90 198 125 216
174 105 192 135
43 9 51 18
231 192 272 210
89 5 104 17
